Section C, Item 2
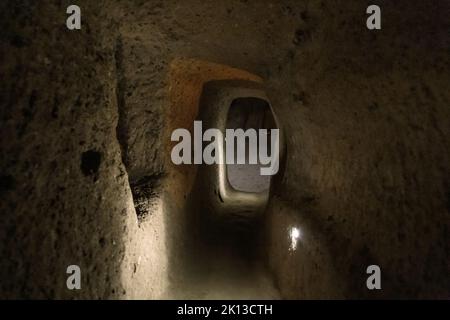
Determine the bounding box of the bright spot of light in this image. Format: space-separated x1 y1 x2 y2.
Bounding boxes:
289 227 301 251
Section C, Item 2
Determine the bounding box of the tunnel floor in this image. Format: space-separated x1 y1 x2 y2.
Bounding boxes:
164 241 280 299
162 195 280 299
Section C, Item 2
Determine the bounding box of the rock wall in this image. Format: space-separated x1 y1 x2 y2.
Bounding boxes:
0 0 169 299
0 0 448 299
265 0 450 299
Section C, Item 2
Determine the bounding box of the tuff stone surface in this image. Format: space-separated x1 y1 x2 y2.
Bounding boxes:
0 0 448 299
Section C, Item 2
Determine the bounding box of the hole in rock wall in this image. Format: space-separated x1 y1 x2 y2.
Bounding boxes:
80 150 101 177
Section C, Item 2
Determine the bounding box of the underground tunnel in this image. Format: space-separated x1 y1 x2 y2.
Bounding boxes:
0 0 449 301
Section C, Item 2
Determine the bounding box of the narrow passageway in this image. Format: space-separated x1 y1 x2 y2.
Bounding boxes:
159 80 283 299
0 0 449 300
164 215 280 299
166 182 280 299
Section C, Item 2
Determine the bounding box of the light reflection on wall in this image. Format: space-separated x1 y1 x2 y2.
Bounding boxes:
289 227 301 251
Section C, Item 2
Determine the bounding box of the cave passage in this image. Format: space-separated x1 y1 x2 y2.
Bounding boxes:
162 82 282 299
0 1 448 300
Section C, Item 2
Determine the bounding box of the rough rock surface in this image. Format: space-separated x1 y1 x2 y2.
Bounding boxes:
0 0 449 299
0 1 128 298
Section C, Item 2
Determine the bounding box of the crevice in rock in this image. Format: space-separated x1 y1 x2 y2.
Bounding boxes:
114 36 128 169
113 36 163 223
131 173 164 222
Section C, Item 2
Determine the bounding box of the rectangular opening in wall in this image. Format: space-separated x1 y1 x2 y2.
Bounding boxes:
226 97 276 193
